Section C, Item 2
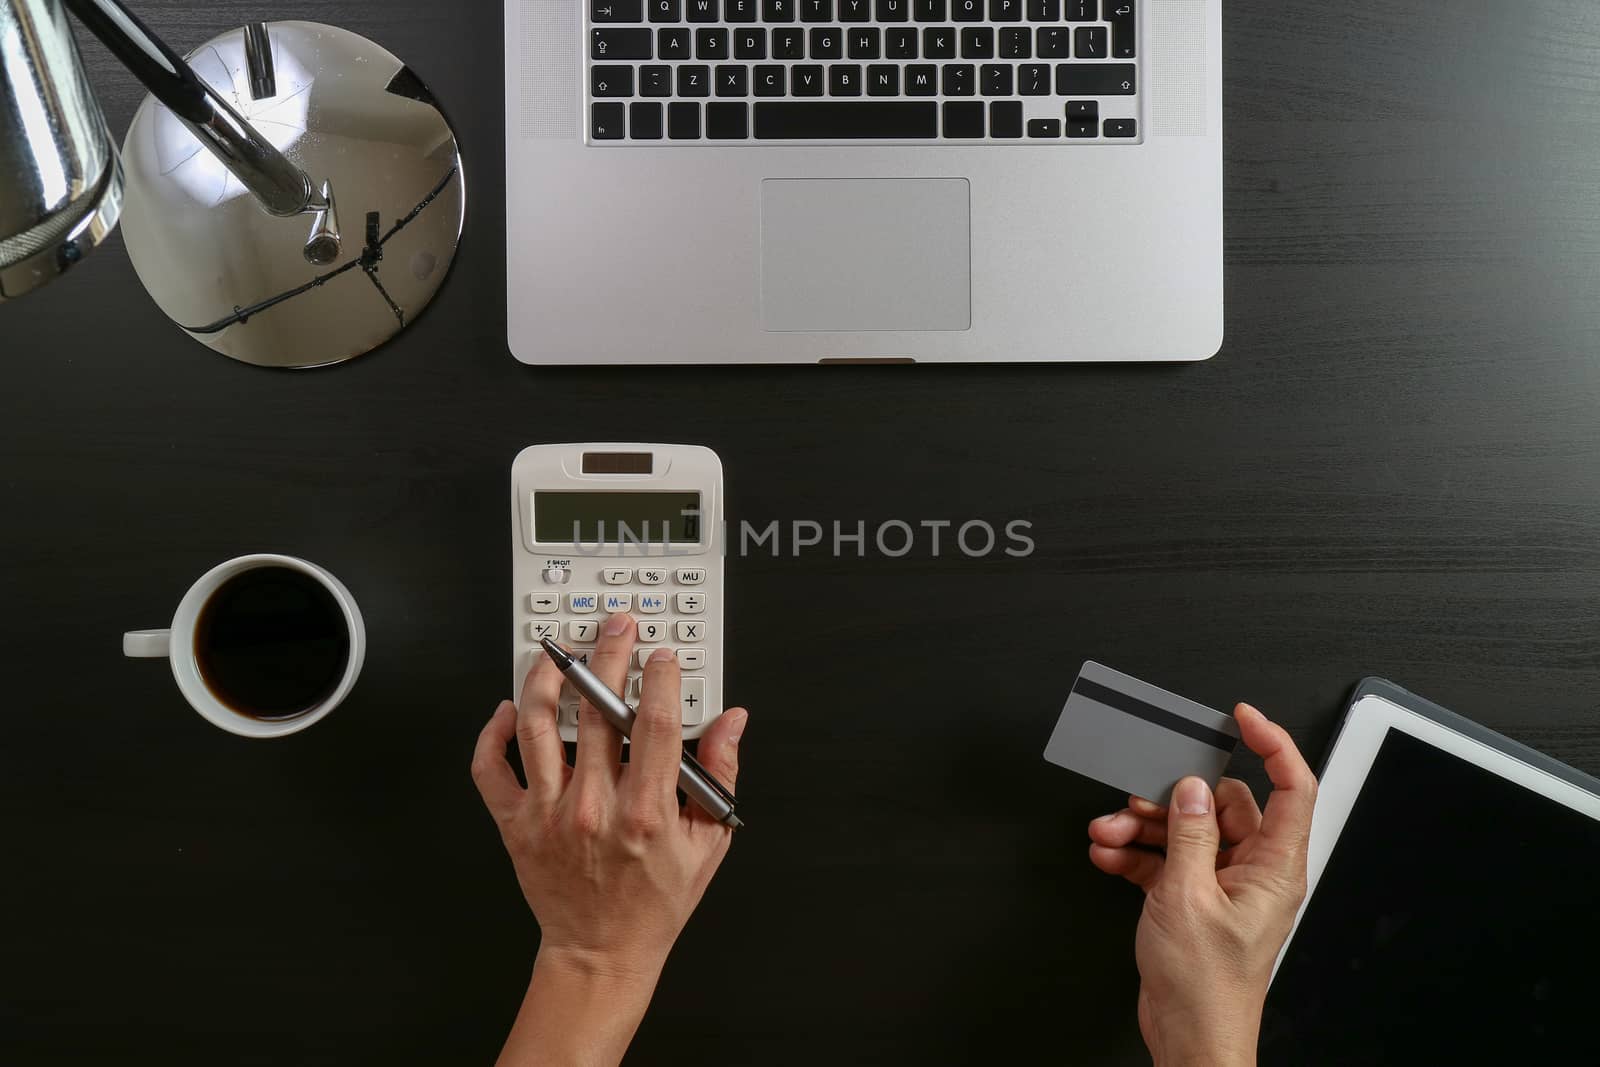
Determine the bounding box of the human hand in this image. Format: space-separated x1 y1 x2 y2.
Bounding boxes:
1086 704 1317 1067
472 612 748 1066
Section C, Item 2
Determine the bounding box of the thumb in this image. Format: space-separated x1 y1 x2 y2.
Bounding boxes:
1163 777 1222 887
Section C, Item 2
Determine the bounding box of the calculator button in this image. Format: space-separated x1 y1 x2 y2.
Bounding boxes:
543 566 570 584
567 592 598 613
603 592 633 613
635 647 665 668
638 567 667 585
638 620 668 642
676 567 706 584
675 620 705 642
680 677 707 725
559 692 580 727
628 674 643 700
528 592 560 614
677 648 705 670
602 567 633 584
528 620 561 641
637 592 668 614
675 592 706 614
568 620 601 643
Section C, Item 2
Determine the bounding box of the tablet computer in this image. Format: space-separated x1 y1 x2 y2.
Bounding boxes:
1261 678 1600 1064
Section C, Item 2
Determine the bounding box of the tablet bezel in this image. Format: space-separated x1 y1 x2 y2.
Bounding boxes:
1270 677 1600 981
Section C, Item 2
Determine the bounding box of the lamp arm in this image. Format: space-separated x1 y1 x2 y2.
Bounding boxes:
62 0 313 216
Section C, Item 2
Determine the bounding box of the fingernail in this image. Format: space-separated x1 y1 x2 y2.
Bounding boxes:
725 709 748 744
649 647 673 663
603 612 632 636
1174 777 1212 815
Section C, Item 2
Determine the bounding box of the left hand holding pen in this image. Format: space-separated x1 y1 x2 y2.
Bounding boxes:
472 613 750 1067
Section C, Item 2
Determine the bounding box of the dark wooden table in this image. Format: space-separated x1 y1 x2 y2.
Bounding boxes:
6 1 1600 1063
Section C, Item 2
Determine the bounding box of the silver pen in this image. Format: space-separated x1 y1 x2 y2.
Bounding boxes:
539 637 743 830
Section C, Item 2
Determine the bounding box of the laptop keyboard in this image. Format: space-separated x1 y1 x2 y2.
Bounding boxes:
587 0 1141 143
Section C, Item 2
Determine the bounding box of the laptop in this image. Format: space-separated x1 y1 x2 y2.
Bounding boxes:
505 0 1221 364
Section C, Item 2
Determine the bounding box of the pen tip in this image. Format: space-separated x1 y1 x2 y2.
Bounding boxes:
726 813 745 830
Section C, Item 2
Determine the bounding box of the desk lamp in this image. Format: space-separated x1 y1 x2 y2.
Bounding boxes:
0 0 464 367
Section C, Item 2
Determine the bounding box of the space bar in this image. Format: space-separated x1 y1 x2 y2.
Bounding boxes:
755 102 938 139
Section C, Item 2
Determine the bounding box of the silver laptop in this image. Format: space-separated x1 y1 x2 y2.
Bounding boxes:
505 0 1221 364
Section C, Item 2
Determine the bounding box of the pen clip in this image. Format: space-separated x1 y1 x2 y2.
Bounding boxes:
682 749 738 808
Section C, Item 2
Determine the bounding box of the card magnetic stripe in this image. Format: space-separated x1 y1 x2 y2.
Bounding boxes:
1071 676 1236 752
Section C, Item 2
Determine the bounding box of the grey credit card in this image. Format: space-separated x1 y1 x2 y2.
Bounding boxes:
1043 661 1241 806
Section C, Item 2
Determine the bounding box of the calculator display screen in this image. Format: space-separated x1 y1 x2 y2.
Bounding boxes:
534 492 702 544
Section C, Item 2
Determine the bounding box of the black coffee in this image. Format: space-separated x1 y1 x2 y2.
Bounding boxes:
194 567 351 719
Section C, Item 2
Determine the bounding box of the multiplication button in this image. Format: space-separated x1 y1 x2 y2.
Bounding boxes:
676 567 706 584
675 620 704 642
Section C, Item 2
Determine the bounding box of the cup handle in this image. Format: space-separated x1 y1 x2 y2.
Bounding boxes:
123 629 172 658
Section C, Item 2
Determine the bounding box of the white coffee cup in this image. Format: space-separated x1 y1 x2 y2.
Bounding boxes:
123 554 366 738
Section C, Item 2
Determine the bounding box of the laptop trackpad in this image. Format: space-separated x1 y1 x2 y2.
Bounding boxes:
760 178 971 333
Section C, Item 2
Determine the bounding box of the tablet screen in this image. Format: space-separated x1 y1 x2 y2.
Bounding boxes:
1262 728 1600 1063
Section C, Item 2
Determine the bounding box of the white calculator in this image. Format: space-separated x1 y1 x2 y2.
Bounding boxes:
511 443 725 741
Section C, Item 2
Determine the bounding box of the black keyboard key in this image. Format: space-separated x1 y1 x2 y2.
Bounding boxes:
640 65 673 95
754 64 787 94
980 63 1011 95
592 101 625 139
829 64 862 95
1036 27 1069 58
678 64 711 95
1075 26 1107 59
1067 117 1095 137
960 26 993 58
905 64 937 94
1055 63 1135 94
887 27 918 57
707 101 749 137
716 64 749 95
754 100 938 137
592 0 643 21
658 28 692 57
764 0 796 17
668 101 701 138
951 0 982 19
792 64 826 95
630 101 663 138
989 0 1020 19
697 28 729 58
773 27 805 57
1066 100 1097 119
877 0 909 19
1104 117 1136 137
914 0 945 18
1026 0 1057 18
942 64 974 95
592 28 652 59
924 27 956 57
1000 27 1030 58
801 0 832 18
839 0 871 19
990 100 1022 138
726 0 757 18
592 65 635 97
1027 117 1060 137
849 28 881 58
1065 0 1093 18
686 0 718 18
1018 63 1050 94
811 27 842 57
866 63 900 94
735 27 767 57
943 100 983 137
1106 0 1135 57
647 0 681 20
